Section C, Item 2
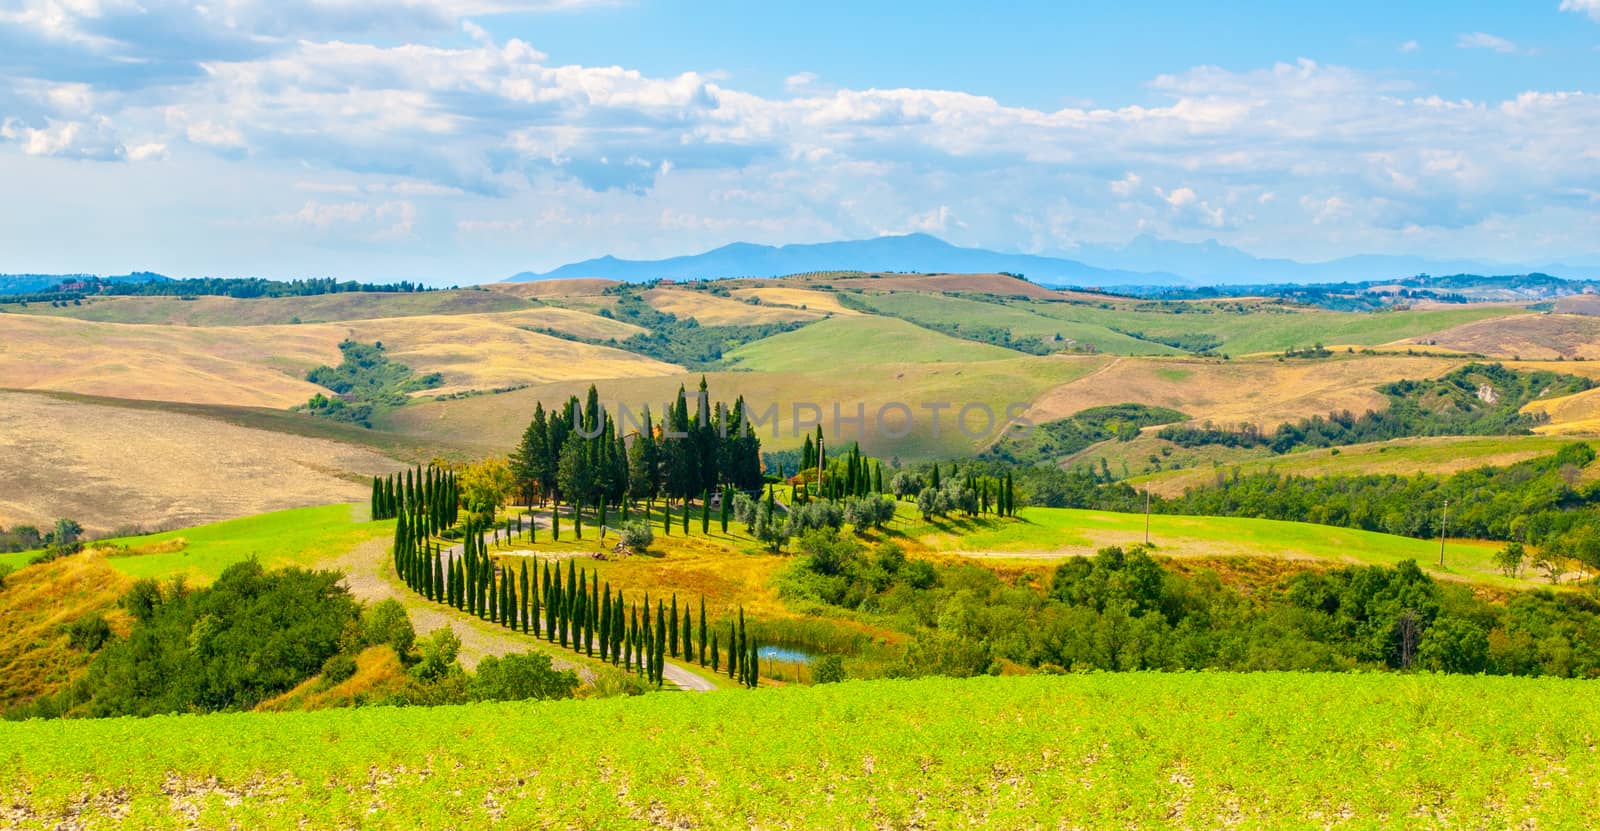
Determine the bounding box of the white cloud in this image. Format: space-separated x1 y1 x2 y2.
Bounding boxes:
1399 40 1420 53
1456 32 1519 54
1560 0 1600 22
1 7 1599 272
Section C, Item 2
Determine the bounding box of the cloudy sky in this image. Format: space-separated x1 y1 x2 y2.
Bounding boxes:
2 0 1598 282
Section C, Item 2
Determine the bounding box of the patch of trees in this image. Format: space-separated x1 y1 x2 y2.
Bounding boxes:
372 466 458 525
102 276 430 298
533 288 809 369
301 340 443 427
887 461 1017 521
1158 364 1593 454
783 530 1600 678
1106 328 1224 354
510 380 764 513
983 403 1187 466
1159 443 1600 568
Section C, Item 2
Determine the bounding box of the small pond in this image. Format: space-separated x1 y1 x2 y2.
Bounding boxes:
757 646 814 664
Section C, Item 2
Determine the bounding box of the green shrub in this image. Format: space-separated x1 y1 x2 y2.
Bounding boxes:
321 653 358 684
66 614 111 652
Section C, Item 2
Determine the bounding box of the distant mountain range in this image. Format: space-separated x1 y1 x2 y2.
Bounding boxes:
506 233 1600 288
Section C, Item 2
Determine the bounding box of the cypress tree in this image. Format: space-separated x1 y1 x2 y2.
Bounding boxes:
670 594 679 658
682 500 689 534
699 597 708 665
662 500 670 535
711 630 719 672
628 603 639 672
612 594 625 664
530 565 541 634
552 506 560 541
599 583 611 658
727 621 738 679
719 487 730 533
520 561 530 634
683 606 693 665
700 490 710 533
599 498 607 533
654 602 667 687
748 639 760 688
370 477 381 519
640 607 652 679
575 498 583 540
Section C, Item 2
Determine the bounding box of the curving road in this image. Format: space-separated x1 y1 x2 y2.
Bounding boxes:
334 509 716 692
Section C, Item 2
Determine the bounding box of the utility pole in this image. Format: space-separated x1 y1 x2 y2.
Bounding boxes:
1439 499 1449 566
1144 487 1152 546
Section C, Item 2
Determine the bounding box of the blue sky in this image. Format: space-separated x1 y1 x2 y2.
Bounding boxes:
1 0 1597 282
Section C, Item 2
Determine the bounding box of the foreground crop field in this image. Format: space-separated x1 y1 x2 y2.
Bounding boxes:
3 673 1596 829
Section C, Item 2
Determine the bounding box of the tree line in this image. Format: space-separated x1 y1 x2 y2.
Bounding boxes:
510 379 764 512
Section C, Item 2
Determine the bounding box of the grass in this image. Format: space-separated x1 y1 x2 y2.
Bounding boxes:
1016 299 1523 355
93 504 392 584
643 287 824 326
722 316 1021 371
896 503 1535 589
3 672 1598 828
1128 434 1580 496
850 291 1183 355
0 552 132 711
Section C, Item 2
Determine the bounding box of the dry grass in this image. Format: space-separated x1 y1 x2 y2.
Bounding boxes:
257 645 409 712
488 278 621 299
1025 353 1462 429
0 552 132 711
10 290 530 326
642 288 823 325
0 307 677 406
727 287 862 316
0 312 338 407
0 392 399 535
1403 313 1600 359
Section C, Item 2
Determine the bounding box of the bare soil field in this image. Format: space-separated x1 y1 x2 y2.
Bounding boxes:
489 278 620 298
1404 313 1600 359
0 392 401 535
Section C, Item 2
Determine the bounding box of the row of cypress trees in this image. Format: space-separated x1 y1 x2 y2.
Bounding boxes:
372 465 458 528
392 512 762 688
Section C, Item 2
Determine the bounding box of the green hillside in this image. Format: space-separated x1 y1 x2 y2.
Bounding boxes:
905 504 1525 587
95 504 388 583
1014 300 1523 355
722 316 1020 371
850 291 1184 355
3 673 1595 829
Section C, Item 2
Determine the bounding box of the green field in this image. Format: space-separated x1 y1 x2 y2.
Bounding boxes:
1128 434 1578 495
96 504 388 583
3 672 1595 829
1014 300 1523 355
904 504 1530 588
723 315 1019 371
852 291 1183 355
